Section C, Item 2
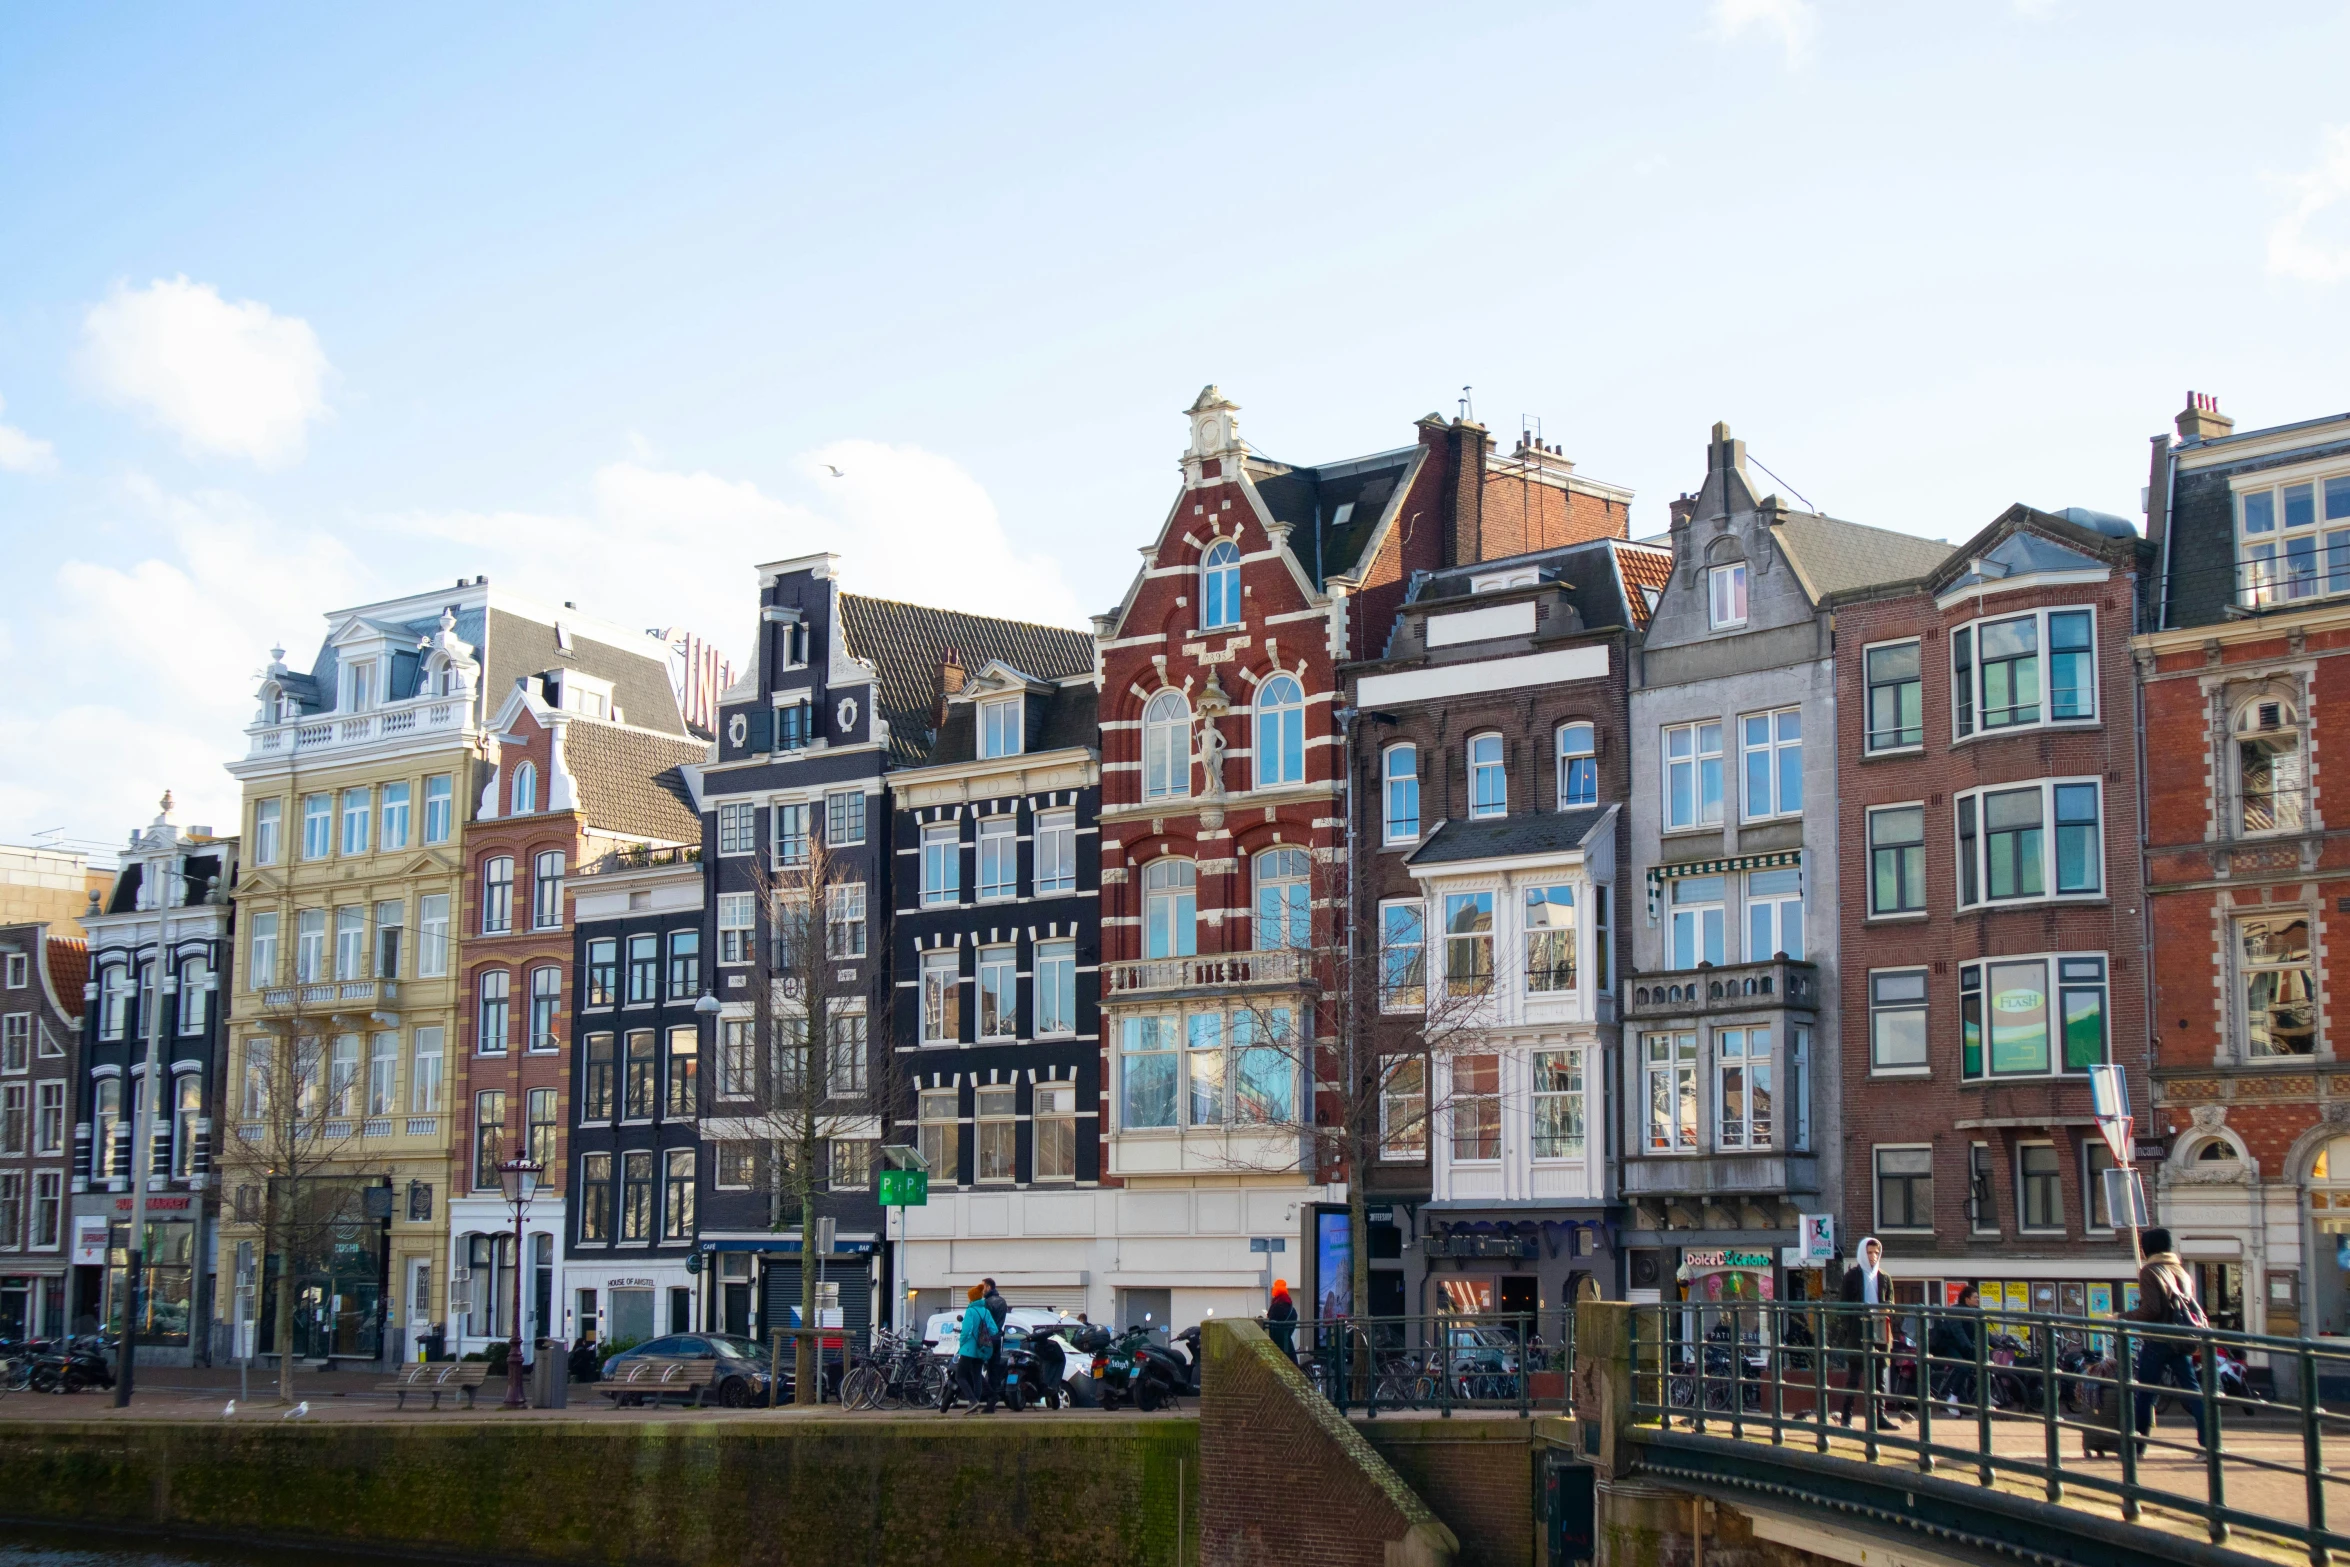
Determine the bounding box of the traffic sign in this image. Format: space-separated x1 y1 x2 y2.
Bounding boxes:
877 1168 928 1207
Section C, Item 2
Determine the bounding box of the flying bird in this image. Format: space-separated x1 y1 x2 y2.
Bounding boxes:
823 465 844 478
282 1400 310 1420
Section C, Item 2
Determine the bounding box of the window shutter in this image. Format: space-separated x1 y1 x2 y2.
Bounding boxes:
745 707 773 754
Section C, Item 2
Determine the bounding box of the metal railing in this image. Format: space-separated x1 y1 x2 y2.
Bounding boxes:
1623 1297 2350 1565
1288 1310 1579 1420
1104 948 1313 996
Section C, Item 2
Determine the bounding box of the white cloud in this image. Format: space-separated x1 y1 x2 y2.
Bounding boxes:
1707 0 1818 66
81 277 333 466
0 395 57 474
2269 126 2350 285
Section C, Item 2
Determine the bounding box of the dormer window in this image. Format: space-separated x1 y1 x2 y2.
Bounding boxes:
1707 563 1748 629
1472 569 1538 594
344 659 377 712
1202 539 1242 630
550 669 614 720
979 697 1023 760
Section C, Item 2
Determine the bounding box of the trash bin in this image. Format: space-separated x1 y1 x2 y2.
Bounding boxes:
530 1339 568 1408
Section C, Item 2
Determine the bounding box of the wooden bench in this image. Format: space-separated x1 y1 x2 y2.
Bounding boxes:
598 1355 720 1408
379 1360 495 1410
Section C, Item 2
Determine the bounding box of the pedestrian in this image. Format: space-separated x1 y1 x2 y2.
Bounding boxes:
2126 1227 2208 1447
1928 1286 1979 1408
980 1278 1010 1406
568 1327 601 1385
1834 1237 1904 1428
1264 1280 1298 1358
950 1285 998 1416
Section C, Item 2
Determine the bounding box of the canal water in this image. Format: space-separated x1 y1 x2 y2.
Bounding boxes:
0 1526 425 1567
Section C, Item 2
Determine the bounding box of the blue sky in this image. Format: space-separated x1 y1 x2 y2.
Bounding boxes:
2 1 2346 850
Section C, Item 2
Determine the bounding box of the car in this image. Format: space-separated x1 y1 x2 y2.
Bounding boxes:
603 1332 779 1407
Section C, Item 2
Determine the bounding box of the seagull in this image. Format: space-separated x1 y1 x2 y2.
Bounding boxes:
282 1400 309 1419
823 465 844 478
221 1399 235 1420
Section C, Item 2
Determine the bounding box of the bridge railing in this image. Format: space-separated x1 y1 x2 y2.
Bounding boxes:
1288 1309 1579 1418
1624 1297 2350 1566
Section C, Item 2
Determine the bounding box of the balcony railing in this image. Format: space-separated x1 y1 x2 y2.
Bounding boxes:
1625 957 1818 1019
248 698 468 758
259 980 399 1009
1104 947 1313 998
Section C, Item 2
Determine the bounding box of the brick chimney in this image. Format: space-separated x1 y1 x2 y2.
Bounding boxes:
932 647 965 733
2176 390 2234 443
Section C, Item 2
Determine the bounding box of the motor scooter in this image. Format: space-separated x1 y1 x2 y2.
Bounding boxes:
31 1335 115 1394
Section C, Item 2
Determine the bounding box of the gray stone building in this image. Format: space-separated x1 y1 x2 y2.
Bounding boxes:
1622 423 1949 1308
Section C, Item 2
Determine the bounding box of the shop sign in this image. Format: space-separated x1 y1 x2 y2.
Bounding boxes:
610 1277 656 1288
1681 1249 1774 1271
1798 1213 1835 1264
72 1215 108 1265
110 1196 192 1213
1422 1232 1537 1260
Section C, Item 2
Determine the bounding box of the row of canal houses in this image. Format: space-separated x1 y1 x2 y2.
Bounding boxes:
8 387 2345 1383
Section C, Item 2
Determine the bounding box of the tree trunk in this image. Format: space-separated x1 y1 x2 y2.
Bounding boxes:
797 1125 819 1405
272 1202 297 1404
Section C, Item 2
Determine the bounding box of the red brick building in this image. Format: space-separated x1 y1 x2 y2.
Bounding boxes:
2139 395 2350 1352
1827 504 2151 1321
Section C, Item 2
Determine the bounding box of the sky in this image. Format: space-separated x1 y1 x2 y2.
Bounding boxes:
2 1 2346 855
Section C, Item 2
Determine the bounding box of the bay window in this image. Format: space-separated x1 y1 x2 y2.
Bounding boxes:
1531 1048 1585 1160
1450 1054 1500 1160
1714 1027 1772 1149
1955 779 2101 906
1645 1032 1698 1152
1952 607 2096 738
1120 1016 1177 1129
1524 885 1575 992
1379 1056 1426 1158
1443 891 1493 997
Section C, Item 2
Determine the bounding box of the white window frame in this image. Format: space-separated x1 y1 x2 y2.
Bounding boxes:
1378 900 1425 1013
979 697 1023 759
1378 1054 1426 1158
423 775 454 844
1142 690 1191 801
1950 605 2098 740
716 802 757 857
1868 968 1929 1075
1644 1032 1698 1153
1033 1082 1077 1181
1556 723 1597 809
1034 939 1075 1037
1448 1053 1500 1162
1667 876 1724 970
1254 674 1305 790
1530 1046 1586 1161
1201 538 1242 630
1707 561 1748 629
301 793 331 859
1739 707 1801 821
773 800 811 867
976 945 1017 1039
341 787 371 856
921 822 960 907
1467 733 1506 819
1713 1026 1772 1150
2234 908 2318 1059
1441 891 1493 998
1744 867 1803 963
826 883 867 959
976 816 1017 903
825 788 866 847
2233 470 2350 610
975 1085 1017 1184
1383 743 1420 844
1663 721 1724 831
2233 694 2307 836
920 950 960 1044
1958 951 2109 1080
1953 777 2103 908
1035 810 1076 895
253 798 282 866
1144 859 1197 960
511 762 536 817
717 893 755 966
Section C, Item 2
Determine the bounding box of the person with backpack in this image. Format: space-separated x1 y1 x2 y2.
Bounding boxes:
2125 1227 2207 1446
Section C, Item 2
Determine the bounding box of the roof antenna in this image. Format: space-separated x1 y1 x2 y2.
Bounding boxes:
1747 452 1818 516
1459 385 1475 423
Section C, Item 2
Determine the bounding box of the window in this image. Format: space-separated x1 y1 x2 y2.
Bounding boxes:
335 906 365 980
1664 721 1724 830
828 1012 867 1096
0 1172 16 1245
977 946 1016 1038
2085 1142 2119 1232
1379 902 1425 1011
1741 708 1801 819
979 698 1023 759
1869 970 1929 1071
626 934 658 1003
253 799 282 866
1233 1008 1296 1125
1383 745 1420 842
1143 691 1191 800
666 929 699 1001
1557 723 1597 808
418 895 450 978
1144 859 1197 960
530 852 564 930
2239 913 2316 1056
31 1172 59 1249
2237 474 2350 607
1202 537 1242 629
1467 733 1506 818
2019 1143 2063 1231
826 884 866 958
1254 847 1310 951
301 794 331 859
921 950 960 1043
1708 561 1748 628
37 1081 64 1154
1745 868 1803 961
0 953 19 989
1532 1048 1585 1160
527 1086 557 1170
93 1077 121 1177
1645 1033 1698 1152
712 896 754 967
1036 940 1075 1036
372 900 403 980
1876 1147 1934 1231
1 1085 22 1154
977 816 1016 901
473 1090 507 1189
1255 675 1305 788
1960 954 2107 1078
770 700 811 752
831 1139 873 1191
1865 641 1923 750
410 1027 444 1113
665 1026 698 1117
1451 1055 1500 1161
714 1142 755 1189
380 782 410 850
529 966 561 1049
585 938 619 1005
580 1154 612 1241
621 1152 653 1241
423 775 454 844
583 1033 615 1120
1789 1025 1811 1150
294 911 326 984
1868 806 1926 915
1379 1057 1426 1158
1667 876 1724 969
1119 1016 1177 1129
2237 698 2305 833
341 788 370 856
717 802 756 857
1185 1013 1224 1126
1952 607 2095 737
481 856 513 934
1036 810 1076 895
1715 1027 1772 1149
478 970 510 1055
345 658 376 711
511 762 536 817
1443 891 1494 997
624 1031 656 1119
1034 1084 1076 1181
1525 885 1576 992
1956 780 2100 905
366 1034 398 1118
772 801 810 867
977 1087 1016 1183
922 823 960 906
248 913 278 989
826 789 866 846
919 1088 961 1185
0 1016 21 1075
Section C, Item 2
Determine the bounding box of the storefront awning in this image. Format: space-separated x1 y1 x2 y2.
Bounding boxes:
1646 851 1801 924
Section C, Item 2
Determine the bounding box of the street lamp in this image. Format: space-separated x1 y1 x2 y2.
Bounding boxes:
497 1156 544 1409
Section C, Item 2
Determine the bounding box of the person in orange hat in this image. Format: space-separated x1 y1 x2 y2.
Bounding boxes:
940 1283 998 1414
1265 1279 1298 1358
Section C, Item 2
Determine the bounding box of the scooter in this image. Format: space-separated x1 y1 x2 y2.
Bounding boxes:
1091 1326 1182 1411
31 1335 115 1394
1139 1325 1199 1398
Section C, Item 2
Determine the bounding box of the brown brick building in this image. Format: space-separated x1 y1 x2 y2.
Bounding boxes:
1826 504 2151 1320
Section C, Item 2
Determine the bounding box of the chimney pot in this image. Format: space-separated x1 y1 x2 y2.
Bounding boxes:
2176 390 2235 443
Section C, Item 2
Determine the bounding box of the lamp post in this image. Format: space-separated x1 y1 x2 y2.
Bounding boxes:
498 1156 543 1409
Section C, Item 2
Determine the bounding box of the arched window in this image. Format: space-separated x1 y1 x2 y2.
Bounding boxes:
1143 691 1191 801
1468 733 1506 819
1256 674 1305 788
1557 723 1597 808
1383 745 1419 843
479 969 511 1055
1144 859 1197 960
2314 1137 2350 1180
1202 538 1242 629
1255 847 1312 951
2236 696 2303 833
511 762 537 817
2195 1139 2241 1164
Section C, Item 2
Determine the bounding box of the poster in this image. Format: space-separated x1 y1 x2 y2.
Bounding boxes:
1943 1280 1972 1307
1315 1210 1351 1320
2087 1284 2114 1317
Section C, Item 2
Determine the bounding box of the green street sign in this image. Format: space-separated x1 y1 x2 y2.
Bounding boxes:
878 1168 929 1208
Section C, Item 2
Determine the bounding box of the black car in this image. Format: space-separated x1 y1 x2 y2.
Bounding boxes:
604 1333 778 1407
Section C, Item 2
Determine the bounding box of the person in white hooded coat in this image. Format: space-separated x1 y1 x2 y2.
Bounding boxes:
1832 1236 1905 1428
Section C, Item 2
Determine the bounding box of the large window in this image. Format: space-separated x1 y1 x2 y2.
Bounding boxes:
302 794 331 859
1185 1014 1224 1126
1955 780 2101 906
511 762 536 817
1379 1056 1426 1158
293 912 325 983
1532 1048 1585 1160
340 787 372 856
621 1151 653 1241
2237 697 2305 834
717 896 753 967
826 789 866 846
335 906 365 980
1715 1027 1772 1149
1443 892 1493 997
716 1022 750 1099
1143 691 1191 800
480 856 513 934
1664 721 1724 830
977 816 1016 902
473 1090 506 1189
1035 940 1074 1036
667 930 698 999
1379 902 1425 1011
477 970 510 1055
380 782 410 851
921 950 959 1043
582 1034 614 1120
1960 954 2107 1078
624 1030 656 1119
2238 912 2316 1056
1451 1054 1499 1161
1708 561 1747 628
626 933 658 1003
1746 868 1802 960
1036 810 1077 894
1740 708 1801 819
1034 1084 1076 1180
717 802 757 857
1876 1147 1934 1231
1865 641 1923 751
528 1086 557 1169
826 884 866 958
374 901 403 980
529 966 561 1050
253 798 282 866
1384 745 1419 843
2018 1143 2063 1232
1645 1033 1698 1152
1254 847 1310 951
977 946 1016 1038
423 776 453 844
1120 1016 1177 1129
1255 675 1305 788
922 821 960 906
1467 733 1506 819
979 698 1023 760
1952 607 2095 737
1869 969 1929 1071
1145 859 1196 960
417 895 450 978
1667 877 1724 969
1869 806 1926 914
1557 723 1597 808
532 852 565 930
248 913 279 989
977 1087 1016 1183
1201 538 1242 629
1524 885 1575 992
773 801 810 867
919 1089 960 1185
410 1027 444 1113
580 1154 612 1242
665 1026 698 1117
2235 474 2350 607
585 938 618 1006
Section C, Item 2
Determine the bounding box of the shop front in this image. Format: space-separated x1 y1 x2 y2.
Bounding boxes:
62 1193 211 1365
256 1177 392 1366
446 1192 565 1358
564 1254 695 1353
1404 1213 1614 1332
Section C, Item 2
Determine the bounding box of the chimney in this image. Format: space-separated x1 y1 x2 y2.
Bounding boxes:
932 647 965 733
2176 391 2234 443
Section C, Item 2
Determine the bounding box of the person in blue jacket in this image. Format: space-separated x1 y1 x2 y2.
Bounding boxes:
949 1284 999 1415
